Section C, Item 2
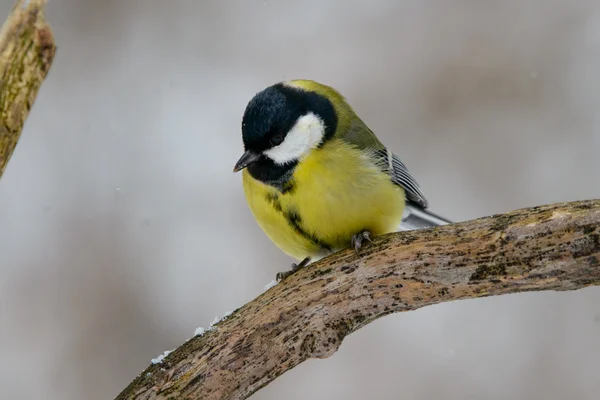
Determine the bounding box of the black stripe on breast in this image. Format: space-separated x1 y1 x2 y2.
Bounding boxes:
265 192 283 212
264 192 331 251
280 180 296 195
283 208 332 251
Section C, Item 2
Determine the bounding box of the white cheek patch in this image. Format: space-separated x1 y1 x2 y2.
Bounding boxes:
264 112 325 165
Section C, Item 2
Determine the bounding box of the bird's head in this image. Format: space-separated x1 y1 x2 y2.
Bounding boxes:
233 81 339 175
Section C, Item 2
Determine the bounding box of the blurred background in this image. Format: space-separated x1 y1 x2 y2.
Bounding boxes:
1 0 599 399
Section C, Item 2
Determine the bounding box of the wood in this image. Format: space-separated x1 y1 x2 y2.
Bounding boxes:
0 0 55 178
116 199 600 400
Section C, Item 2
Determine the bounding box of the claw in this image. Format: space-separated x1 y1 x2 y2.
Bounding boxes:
352 235 361 253
292 256 311 271
275 271 291 281
351 230 374 254
276 257 311 282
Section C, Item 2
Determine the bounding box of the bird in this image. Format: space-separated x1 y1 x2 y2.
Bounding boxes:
233 79 451 280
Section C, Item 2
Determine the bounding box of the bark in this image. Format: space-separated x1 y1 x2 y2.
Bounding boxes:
0 0 55 178
116 199 600 400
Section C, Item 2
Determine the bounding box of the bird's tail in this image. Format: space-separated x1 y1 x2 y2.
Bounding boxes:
399 202 453 231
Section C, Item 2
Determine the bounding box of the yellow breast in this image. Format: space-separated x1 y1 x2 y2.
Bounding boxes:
242 139 405 260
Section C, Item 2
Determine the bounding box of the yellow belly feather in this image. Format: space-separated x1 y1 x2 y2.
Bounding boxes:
242 139 405 260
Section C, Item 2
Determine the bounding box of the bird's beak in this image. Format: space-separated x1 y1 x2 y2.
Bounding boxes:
233 150 261 172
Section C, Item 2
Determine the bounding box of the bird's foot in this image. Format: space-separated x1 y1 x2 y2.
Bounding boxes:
351 230 374 254
276 256 311 282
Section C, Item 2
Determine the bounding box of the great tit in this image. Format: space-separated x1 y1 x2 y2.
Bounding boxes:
234 80 451 279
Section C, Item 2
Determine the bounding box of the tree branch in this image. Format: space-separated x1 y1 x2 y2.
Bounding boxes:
0 0 55 179
116 199 600 400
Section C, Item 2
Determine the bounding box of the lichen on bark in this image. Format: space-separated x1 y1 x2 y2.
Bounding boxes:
0 0 55 178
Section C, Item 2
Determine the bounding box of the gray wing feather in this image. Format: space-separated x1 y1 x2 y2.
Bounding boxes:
336 121 429 208
372 148 429 209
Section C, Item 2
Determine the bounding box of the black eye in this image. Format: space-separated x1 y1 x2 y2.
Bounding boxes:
270 133 284 146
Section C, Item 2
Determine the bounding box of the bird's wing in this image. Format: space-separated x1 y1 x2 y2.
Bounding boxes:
339 120 429 208
371 148 429 208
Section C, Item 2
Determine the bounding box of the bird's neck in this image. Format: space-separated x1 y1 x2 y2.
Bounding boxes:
247 156 298 193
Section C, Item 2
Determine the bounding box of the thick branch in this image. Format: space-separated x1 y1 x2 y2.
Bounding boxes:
117 200 600 400
0 0 55 178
